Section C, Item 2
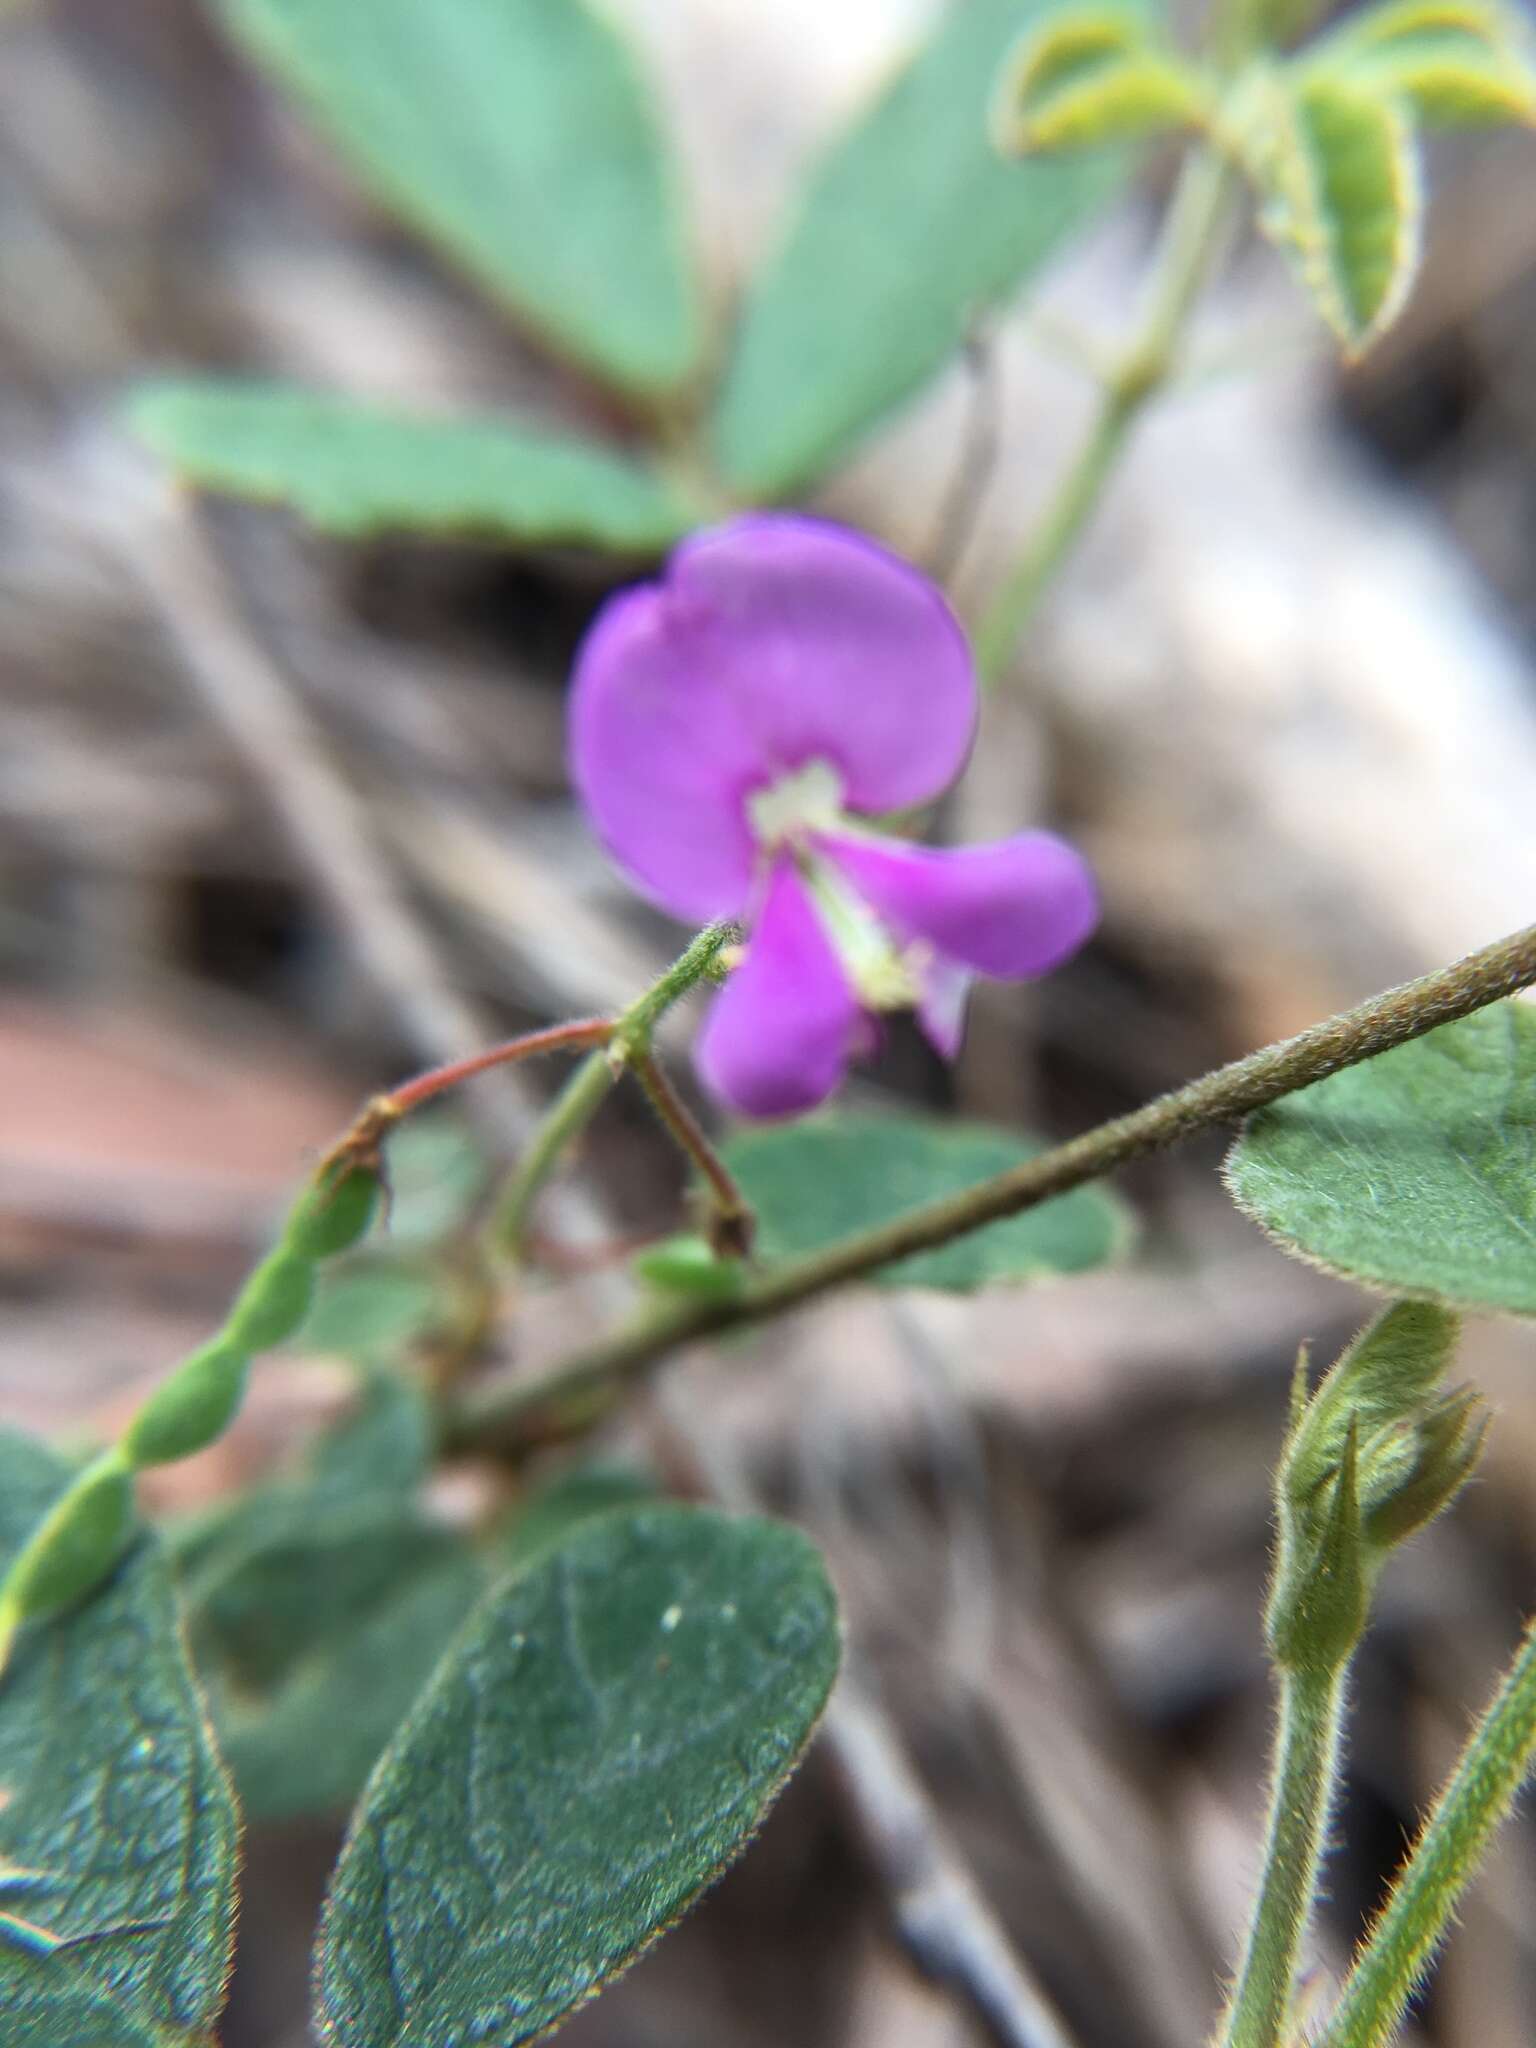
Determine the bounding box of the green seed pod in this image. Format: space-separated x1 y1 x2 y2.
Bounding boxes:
286 1167 381 1262
227 1249 316 1353
123 1342 251 1468
3 1456 135 1621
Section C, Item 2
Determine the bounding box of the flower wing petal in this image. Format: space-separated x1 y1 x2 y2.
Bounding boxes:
695 860 861 1117
819 829 1099 979
669 516 976 813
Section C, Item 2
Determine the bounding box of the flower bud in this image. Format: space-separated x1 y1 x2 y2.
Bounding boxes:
123 1341 250 1468
1265 1302 1483 1674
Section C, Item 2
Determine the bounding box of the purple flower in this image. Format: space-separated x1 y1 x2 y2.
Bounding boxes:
570 515 1098 1118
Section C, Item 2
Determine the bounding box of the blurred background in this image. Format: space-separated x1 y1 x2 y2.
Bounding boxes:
2 0 1536 2043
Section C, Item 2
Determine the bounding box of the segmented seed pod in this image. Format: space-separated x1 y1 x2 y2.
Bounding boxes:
123 1341 251 1468
3 1455 135 1622
226 1248 316 1352
286 1166 380 1262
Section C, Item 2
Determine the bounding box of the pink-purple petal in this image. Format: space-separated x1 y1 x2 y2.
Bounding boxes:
915 954 974 1059
695 860 861 1117
818 829 1099 980
568 583 764 922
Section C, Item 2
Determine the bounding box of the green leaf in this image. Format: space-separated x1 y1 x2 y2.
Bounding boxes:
207 0 701 395
1225 1002 1536 1315
0 1430 239 2046
374 1114 493 1249
217 1538 483 1823
496 1463 655 1575
711 0 1140 499
993 8 1208 154
316 1504 839 2048
724 1112 1133 1293
129 381 695 550
1319 0 1536 127
1258 73 1423 354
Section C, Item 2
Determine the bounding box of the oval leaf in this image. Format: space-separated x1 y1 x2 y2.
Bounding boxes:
1319 0 1536 126
130 381 694 551
711 0 1140 500
994 9 1207 154
0 1430 239 2046
724 1112 1133 1293
316 1504 839 2048
1260 74 1423 353
1005 52 1209 151
1225 1002 1536 1315
208 0 702 396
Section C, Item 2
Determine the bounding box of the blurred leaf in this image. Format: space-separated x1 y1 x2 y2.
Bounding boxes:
0 1430 238 2045
130 382 695 550
207 0 702 394
1257 73 1422 353
216 1537 482 1823
725 1113 1133 1293
375 1113 493 1248
1225 1003 1536 1314
994 8 1207 153
301 1263 444 1364
497 1463 655 1574
316 1504 839 2048
1319 0 1536 126
711 0 1141 499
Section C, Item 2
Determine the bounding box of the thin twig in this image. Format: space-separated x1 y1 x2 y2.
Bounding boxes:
450 919 1536 1450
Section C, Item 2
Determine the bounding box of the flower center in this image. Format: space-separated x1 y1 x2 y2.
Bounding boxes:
746 758 846 849
746 759 920 1012
802 859 921 1013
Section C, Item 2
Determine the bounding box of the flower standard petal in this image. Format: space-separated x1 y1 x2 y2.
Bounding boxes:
569 584 764 922
817 829 1099 980
668 516 976 813
695 860 861 1118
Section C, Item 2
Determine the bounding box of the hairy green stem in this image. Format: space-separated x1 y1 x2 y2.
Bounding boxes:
1319 1617 1536 2048
493 1049 621 1259
448 919 1536 1451
974 146 1236 683
1218 1666 1349 2048
492 922 736 1259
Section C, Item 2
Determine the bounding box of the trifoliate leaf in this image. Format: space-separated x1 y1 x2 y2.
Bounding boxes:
1226 1002 1536 1314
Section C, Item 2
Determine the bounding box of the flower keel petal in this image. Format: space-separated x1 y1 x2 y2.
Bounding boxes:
818 830 1099 980
695 861 861 1117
